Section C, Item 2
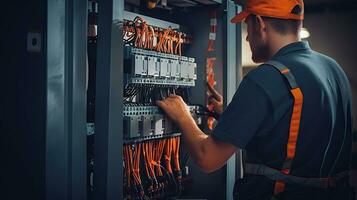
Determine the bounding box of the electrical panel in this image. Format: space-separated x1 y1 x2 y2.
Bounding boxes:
121 14 205 199
86 0 231 199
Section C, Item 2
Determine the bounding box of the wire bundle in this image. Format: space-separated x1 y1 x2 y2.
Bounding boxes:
124 143 145 199
124 137 182 199
124 85 190 105
123 17 189 56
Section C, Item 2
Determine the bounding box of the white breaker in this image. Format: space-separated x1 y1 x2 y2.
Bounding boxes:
124 46 197 87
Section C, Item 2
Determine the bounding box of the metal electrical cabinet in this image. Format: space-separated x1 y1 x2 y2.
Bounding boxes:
1 0 242 200
2 0 88 200
89 0 243 200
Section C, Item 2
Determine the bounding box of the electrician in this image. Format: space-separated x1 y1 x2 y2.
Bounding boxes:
157 0 354 199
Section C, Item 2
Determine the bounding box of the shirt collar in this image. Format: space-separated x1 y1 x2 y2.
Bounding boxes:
272 41 311 59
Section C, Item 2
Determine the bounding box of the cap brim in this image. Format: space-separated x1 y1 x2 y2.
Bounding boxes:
230 11 250 23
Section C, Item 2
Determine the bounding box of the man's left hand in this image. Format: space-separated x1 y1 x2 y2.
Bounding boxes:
156 94 195 127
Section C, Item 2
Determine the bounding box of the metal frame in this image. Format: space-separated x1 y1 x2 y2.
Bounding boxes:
175 6 227 199
46 0 67 198
68 0 88 198
94 0 124 199
46 0 87 199
235 6 244 182
223 1 243 200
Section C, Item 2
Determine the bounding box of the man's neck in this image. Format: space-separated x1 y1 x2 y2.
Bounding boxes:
269 34 300 59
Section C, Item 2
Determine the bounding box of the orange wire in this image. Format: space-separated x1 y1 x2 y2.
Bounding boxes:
147 142 154 179
159 30 165 53
134 143 142 185
152 141 158 170
143 143 151 180
142 22 148 49
178 33 182 56
174 33 179 55
156 140 164 176
124 145 131 187
148 142 156 179
165 138 173 174
127 17 186 56
149 26 155 50
127 145 141 187
158 141 162 175
173 137 181 171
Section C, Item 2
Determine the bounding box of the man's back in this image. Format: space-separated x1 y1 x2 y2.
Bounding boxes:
212 41 353 199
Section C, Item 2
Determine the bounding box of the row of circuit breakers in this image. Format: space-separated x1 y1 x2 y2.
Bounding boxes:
123 106 202 140
124 46 197 87
123 38 200 142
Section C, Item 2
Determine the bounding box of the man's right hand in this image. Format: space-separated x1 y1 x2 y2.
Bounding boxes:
207 83 224 115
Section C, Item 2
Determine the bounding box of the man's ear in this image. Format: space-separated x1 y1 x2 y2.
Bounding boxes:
256 15 266 33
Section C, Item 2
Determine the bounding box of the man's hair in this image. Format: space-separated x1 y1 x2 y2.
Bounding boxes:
250 5 303 35
262 17 302 35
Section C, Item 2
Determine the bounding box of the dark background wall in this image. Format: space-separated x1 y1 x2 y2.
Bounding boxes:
1 0 46 199
304 9 357 131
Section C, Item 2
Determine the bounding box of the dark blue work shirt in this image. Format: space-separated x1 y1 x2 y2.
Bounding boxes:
212 42 353 199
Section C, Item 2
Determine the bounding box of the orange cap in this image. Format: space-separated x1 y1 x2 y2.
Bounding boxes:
231 0 304 23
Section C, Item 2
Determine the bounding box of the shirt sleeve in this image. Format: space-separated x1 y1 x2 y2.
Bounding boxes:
211 76 273 149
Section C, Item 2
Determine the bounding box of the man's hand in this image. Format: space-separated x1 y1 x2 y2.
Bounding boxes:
207 83 224 115
157 94 237 174
156 94 196 128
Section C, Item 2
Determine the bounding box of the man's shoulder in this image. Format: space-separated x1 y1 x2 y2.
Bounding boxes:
245 63 285 85
311 50 350 87
311 50 340 67
244 63 290 104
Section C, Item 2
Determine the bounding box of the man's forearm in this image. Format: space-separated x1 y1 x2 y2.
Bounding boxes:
176 117 208 167
175 116 238 173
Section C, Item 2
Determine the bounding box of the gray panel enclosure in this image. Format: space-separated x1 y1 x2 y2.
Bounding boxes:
46 0 68 198
94 0 124 199
182 6 227 200
46 0 87 199
224 2 243 200
68 0 88 199
224 1 236 200
175 2 242 199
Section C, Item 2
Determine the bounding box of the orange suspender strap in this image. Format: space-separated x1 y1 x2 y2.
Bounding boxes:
265 61 304 196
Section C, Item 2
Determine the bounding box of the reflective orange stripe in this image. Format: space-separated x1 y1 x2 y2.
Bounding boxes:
273 87 303 195
274 181 285 195
287 88 303 159
281 69 290 74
